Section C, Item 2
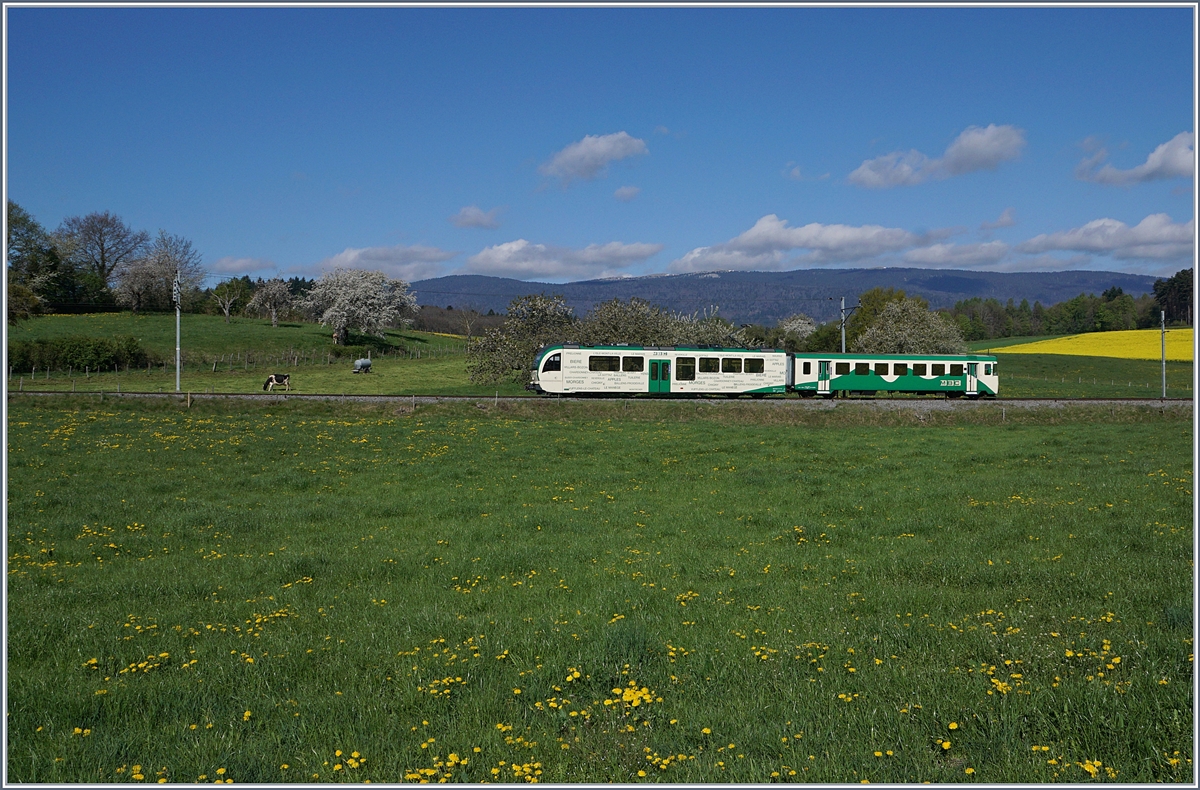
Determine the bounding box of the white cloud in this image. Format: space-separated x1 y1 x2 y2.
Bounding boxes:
782 163 830 181
209 256 277 275
1015 213 1194 260
903 241 1010 268
1076 131 1195 185
539 132 648 183
308 244 458 282
613 186 641 202
980 207 1016 230
849 124 1026 188
450 205 501 229
848 150 937 189
669 214 921 272
465 239 663 280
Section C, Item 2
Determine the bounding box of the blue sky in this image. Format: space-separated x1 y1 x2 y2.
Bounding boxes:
5 6 1195 285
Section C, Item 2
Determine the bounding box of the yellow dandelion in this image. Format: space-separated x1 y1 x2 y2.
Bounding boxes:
948 722 959 730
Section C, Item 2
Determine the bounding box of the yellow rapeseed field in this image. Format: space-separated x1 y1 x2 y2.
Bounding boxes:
997 329 1194 361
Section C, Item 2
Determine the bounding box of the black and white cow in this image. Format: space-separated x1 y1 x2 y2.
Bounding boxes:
263 373 291 392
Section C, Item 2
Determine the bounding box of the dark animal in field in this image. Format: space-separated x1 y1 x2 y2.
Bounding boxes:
353 358 372 373
263 373 291 391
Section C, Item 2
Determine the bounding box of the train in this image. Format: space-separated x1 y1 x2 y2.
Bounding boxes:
526 344 999 398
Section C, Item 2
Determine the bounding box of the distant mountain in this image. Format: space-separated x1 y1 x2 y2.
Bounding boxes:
411 269 1161 326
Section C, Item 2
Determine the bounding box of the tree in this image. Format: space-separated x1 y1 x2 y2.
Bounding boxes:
6 200 101 306
671 307 746 347
1153 268 1193 324
796 320 842 352
777 313 816 339
774 313 817 350
246 278 293 328
845 288 923 349
285 276 315 298
852 298 967 354
57 211 149 287
467 294 577 384
302 268 417 344
577 297 679 346
7 272 42 324
112 230 205 313
211 278 251 323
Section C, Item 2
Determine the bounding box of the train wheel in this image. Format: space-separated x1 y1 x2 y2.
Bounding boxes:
751 393 765 400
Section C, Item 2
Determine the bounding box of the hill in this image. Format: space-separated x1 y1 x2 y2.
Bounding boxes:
411 268 1160 326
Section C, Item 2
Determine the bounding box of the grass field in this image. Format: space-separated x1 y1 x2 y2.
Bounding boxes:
7 312 470 359
6 396 1193 783
7 313 1195 399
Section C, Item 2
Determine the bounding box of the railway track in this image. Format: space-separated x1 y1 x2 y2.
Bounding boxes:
7 390 1192 409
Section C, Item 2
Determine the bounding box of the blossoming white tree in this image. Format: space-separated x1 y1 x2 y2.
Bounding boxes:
303 268 418 345
246 278 292 328
113 231 204 313
852 298 967 354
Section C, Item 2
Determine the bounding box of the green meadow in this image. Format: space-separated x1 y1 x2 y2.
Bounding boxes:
6 396 1193 783
6 313 1194 399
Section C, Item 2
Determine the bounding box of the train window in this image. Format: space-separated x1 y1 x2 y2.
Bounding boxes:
542 354 561 373
803 361 812 375
985 364 992 375
894 362 908 375
722 358 742 373
676 357 696 381
699 357 720 373
874 362 889 376
931 363 946 375
649 364 658 381
912 363 927 376
854 362 870 375
835 362 850 375
950 364 964 376
622 356 644 372
588 355 621 372
745 358 765 373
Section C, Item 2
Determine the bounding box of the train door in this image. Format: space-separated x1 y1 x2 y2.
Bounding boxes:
818 361 831 394
649 360 671 394
966 363 978 395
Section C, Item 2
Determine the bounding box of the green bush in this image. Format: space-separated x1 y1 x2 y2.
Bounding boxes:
7 335 153 373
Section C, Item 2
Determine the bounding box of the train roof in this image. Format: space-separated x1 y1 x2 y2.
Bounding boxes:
792 352 998 360
534 343 788 358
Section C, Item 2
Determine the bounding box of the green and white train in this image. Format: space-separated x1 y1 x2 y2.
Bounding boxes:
527 344 998 398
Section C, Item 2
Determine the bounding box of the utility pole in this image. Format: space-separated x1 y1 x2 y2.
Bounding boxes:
840 297 860 354
1161 310 1166 399
173 271 181 393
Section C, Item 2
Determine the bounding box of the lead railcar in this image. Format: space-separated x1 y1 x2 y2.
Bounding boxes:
527 344 790 397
